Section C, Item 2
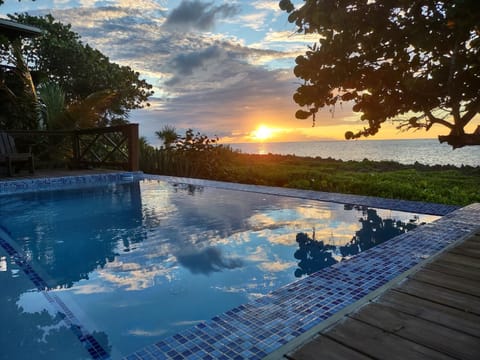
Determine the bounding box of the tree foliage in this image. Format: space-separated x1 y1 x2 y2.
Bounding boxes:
37 82 121 130
0 38 39 129
279 0 480 148
155 125 179 149
3 14 153 127
140 128 236 178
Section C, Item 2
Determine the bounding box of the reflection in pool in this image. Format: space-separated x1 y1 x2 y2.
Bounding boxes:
0 180 438 359
293 206 423 277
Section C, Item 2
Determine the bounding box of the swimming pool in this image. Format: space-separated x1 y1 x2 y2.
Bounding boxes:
1 174 476 360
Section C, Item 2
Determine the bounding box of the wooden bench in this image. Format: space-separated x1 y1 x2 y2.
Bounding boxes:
0 132 34 176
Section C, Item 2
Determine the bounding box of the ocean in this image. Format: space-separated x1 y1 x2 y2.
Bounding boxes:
229 139 480 167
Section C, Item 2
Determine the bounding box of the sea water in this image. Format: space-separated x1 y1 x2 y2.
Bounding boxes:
229 139 480 167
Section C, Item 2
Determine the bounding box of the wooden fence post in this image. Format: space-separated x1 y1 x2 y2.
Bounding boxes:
126 123 139 171
71 131 80 169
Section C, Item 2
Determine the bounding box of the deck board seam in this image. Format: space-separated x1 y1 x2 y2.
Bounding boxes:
390 287 480 315
407 275 480 298
320 331 382 360
359 299 480 339
346 313 467 360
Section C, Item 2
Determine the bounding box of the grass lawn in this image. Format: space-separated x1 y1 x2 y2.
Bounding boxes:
215 153 480 206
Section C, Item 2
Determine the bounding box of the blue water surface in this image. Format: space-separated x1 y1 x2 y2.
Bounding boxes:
0 180 438 359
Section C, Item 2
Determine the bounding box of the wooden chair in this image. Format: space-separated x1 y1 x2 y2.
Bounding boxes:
0 132 35 176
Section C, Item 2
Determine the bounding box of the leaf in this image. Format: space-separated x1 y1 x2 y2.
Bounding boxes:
279 0 295 13
295 109 312 119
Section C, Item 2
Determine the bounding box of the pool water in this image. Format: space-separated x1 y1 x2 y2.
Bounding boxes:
0 180 438 359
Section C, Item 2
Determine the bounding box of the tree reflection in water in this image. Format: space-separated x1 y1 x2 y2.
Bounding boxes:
294 231 336 277
294 206 423 278
0 250 111 360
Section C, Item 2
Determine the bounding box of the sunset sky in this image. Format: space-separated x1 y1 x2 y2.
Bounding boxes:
1 0 475 146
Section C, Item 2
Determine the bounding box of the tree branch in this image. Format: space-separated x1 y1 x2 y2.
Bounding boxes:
438 131 480 149
425 110 454 129
460 97 480 128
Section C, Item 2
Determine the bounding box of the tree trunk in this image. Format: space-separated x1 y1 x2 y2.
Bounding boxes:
438 127 480 149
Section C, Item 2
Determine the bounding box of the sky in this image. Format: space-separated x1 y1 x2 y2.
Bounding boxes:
0 0 470 146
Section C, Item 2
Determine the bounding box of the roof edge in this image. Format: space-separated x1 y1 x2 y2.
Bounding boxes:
0 18 42 38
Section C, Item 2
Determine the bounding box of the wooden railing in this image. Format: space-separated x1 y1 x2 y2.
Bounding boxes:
7 124 139 171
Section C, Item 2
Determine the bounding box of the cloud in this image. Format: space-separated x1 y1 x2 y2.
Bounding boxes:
264 30 321 43
128 328 167 337
245 246 269 262
165 45 222 85
253 1 283 11
97 261 176 291
163 0 240 31
176 247 243 275
70 283 114 295
258 260 296 272
235 12 269 31
211 285 246 293
171 320 205 327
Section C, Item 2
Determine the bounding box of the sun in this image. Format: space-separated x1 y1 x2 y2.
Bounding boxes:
253 125 273 141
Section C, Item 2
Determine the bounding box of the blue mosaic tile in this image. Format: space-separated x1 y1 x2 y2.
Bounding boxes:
0 171 143 195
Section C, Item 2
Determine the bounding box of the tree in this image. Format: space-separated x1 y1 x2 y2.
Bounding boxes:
37 82 120 129
0 22 40 130
155 125 179 149
3 14 153 126
279 0 480 148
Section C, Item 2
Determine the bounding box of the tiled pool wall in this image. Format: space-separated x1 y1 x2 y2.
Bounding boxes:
0 171 144 195
1 173 478 360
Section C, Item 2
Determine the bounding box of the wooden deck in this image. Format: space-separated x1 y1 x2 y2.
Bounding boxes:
287 232 480 360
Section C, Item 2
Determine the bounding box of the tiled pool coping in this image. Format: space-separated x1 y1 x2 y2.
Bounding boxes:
1 172 478 360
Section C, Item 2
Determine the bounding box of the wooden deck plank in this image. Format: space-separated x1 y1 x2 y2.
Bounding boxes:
323 318 454 360
411 268 480 297
287 335 372 360
395 278 480 315
379 290 480 337
468 234 480 241
450 246 480 259
455 240 480 250
436 252 480 269
424 261 480 281
350 303 480 360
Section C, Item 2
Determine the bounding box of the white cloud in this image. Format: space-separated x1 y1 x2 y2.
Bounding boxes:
97 261 176 291
70 283 114 295
234 12 269 31
264 30 321 43
171 320 205 326
245 246 269 262
258 260 296 272
253 1 282 11
128 328 167 337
